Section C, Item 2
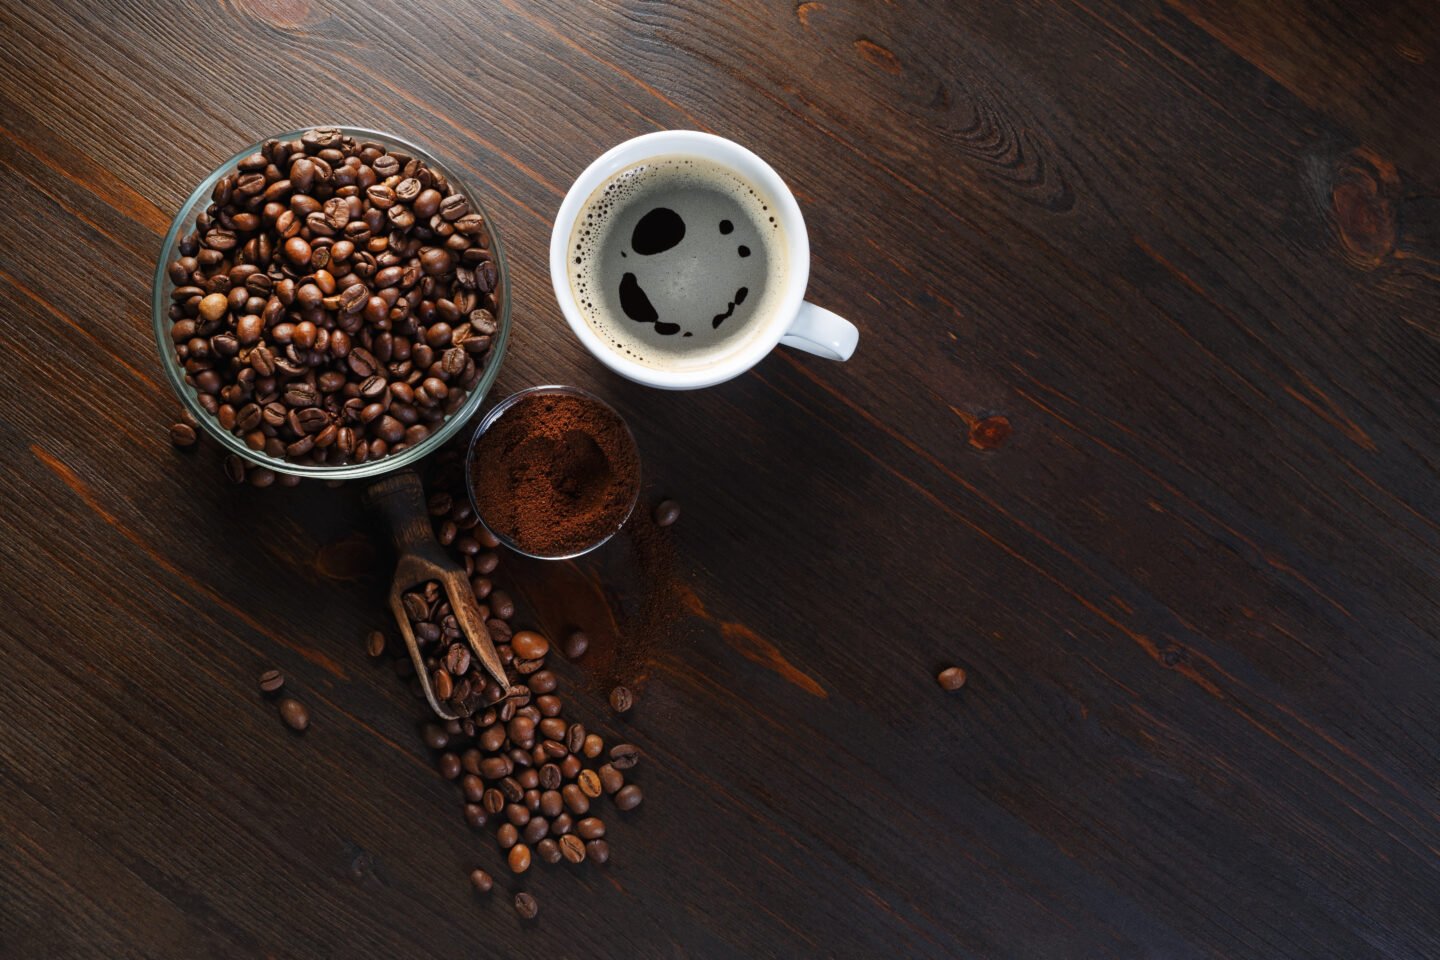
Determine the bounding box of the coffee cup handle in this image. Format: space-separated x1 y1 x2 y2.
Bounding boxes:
779 301 859 362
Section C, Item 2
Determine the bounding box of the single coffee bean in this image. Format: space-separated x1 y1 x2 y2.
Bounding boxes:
539 788 563 817
609 686 634 714
558 834 586 864
537 717 567 742
599 763 624 795
582 734 604 759
517 767 540 791
422 723 449 750
522 817 548 845
482 788 505 815
480 755 512 780
366 630 386 657
537 837 561 864
615 784 644 811
469 868 493 893
438 753 461 780
524 787 542 812
561 630 589 660
527 671 557 694
490 591 514 620
505 802 531 827
510 630 549 660
507 843 531 874
514 892 538 920
551 812 573 836
577 770 602 799
278 697 309 731
464 803 487 829
462 775 486 803
542 739 567 760
539 764 562 792
586 839 610 864
496 823 518 849
576 817 606 840
653 498 681 526
258 669 284 693
223 454 247 484
559 754 582 780
938 666 967 690
562 784 590 816
566 723 586 755
609 743 641 770
170 422 198 448
500 776 524 803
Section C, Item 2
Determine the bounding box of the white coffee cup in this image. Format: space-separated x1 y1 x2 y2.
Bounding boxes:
550 130 859 389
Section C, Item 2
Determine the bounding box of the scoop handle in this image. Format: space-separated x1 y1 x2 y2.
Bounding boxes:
364 470 438 556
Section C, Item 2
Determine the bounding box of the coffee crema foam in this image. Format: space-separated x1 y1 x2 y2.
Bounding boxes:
569 156 788 372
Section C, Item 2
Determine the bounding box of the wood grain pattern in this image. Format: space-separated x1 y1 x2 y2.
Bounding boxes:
2 0 1439 957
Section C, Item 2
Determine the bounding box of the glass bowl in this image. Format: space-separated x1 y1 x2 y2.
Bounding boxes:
151 126 511 479
464 385 640 560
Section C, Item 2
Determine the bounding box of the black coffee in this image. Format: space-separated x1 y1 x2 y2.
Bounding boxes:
569 155 787 371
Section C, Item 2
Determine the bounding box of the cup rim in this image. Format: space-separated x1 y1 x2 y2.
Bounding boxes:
463 384 640 560
549 130 810 390
152 125 512 479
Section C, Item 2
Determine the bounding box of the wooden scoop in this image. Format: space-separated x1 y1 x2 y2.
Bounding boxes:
364 469 507 719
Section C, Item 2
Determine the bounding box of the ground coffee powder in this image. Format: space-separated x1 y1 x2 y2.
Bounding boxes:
469 392 639 557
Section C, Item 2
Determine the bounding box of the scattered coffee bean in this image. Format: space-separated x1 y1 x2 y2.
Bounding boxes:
508 843 531 874
490 591 515 620
608 686 634 714
561 630 589 660
582 734 604 759
514 892 539 920
598 764 624 795
470 869 493 893
258 669 285 693
438 753 462 780
586 839 610 864
365 630 386 657
496 823 518 849
170 421 198 448
577 770 602 799
464 804 487 829
511 630 549 660
558 834 586 864
278 697 309 731
653 498 681 526
609 743 641 770
615 784 644 811
938 665 967 690
576 817 606 840
537 837 562 864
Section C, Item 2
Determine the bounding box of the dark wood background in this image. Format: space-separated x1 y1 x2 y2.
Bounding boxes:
3 0 1439 957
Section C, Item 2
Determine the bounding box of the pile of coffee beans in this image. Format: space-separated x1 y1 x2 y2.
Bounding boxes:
163 126 500 467
371 449 647 920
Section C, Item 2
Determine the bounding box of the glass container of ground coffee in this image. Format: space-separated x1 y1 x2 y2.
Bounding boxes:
464 385 640 559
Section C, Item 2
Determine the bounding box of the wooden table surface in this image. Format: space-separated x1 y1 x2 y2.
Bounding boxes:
3 1 1439 957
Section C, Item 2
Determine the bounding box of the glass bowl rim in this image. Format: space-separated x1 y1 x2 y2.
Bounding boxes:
151 125 511 479
463 384 641 560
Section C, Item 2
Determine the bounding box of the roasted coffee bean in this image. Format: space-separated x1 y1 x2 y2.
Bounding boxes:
577 770 603 799
539 788 563 817
561 630 589 660
576 817 606 840
551 812 573 836
582 734 604 759
559 754 582 780
565 723 586 755
462 775 486 803
479 724 506 752
522 817 548 845
938 666 967 690
482 788 505 814
609 686 634 714
366 630 386 657
653 498 681 526
559 834 586 864
517 767 540 791
586 839 610 865
542 739 567 760
464 803 487 829
422 723 449 751
258 669 284 693
500 776 524 803
508 715 536 748
170 421 198 448
537 837 561 864
524 787 542 812
507 843 531 874
505 803 530 827
536 695 562 717
511 631 548 660
538 717 567 741
496 823 518 849
223 454 247 484
609 743 641 770
480 755 512 780
527 670 557 694
433 668 453 700
278 697 309 731
514 892 538 920
469 868 493 893
438 753 461 779
615 784 644 811
490 591 515 620
562 784 590 816
599 764 624 795
445 643 471 676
